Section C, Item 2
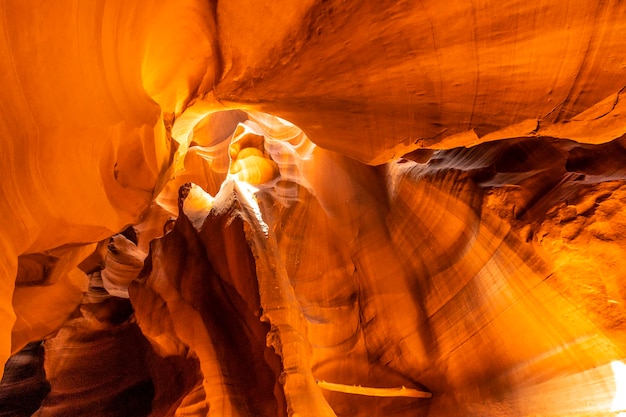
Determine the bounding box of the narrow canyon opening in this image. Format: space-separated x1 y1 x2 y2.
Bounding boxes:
2 2 626 416
4 105 626 416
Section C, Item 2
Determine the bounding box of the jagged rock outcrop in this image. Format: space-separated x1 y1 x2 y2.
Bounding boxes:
1 0 626 416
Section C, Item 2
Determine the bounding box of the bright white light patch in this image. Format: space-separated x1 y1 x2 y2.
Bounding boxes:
234 180 269 237
611 360 626 412
274 115 295 127
182 183 214 230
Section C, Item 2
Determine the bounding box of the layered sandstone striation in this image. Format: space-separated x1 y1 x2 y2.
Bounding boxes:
1 0 626 416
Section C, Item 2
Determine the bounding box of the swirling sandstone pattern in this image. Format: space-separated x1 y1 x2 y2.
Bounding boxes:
1 1 626 416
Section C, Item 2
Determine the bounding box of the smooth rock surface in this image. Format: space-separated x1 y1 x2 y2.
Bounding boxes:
1 1 626 416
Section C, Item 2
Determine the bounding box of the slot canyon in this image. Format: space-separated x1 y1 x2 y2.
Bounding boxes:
1 1 626 416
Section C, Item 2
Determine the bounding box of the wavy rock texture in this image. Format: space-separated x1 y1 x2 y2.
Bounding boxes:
0 0 212 373
0 342 49 417
1 0 626 416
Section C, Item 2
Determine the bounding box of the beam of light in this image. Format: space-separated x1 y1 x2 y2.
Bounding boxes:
316 380 432 399
233 179 269 237
612 360 626 413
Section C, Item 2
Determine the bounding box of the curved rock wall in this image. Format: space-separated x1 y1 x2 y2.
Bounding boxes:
1 1 626 416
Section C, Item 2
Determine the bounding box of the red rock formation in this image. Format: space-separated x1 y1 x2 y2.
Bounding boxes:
1 1 626 416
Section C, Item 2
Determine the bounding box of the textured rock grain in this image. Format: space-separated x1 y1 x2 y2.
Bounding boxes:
1 1 626 416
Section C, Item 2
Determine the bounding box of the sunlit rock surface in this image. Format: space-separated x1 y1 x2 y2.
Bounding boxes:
1 0 626 416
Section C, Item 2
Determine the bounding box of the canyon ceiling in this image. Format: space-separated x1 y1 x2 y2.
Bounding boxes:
1 1 626 416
